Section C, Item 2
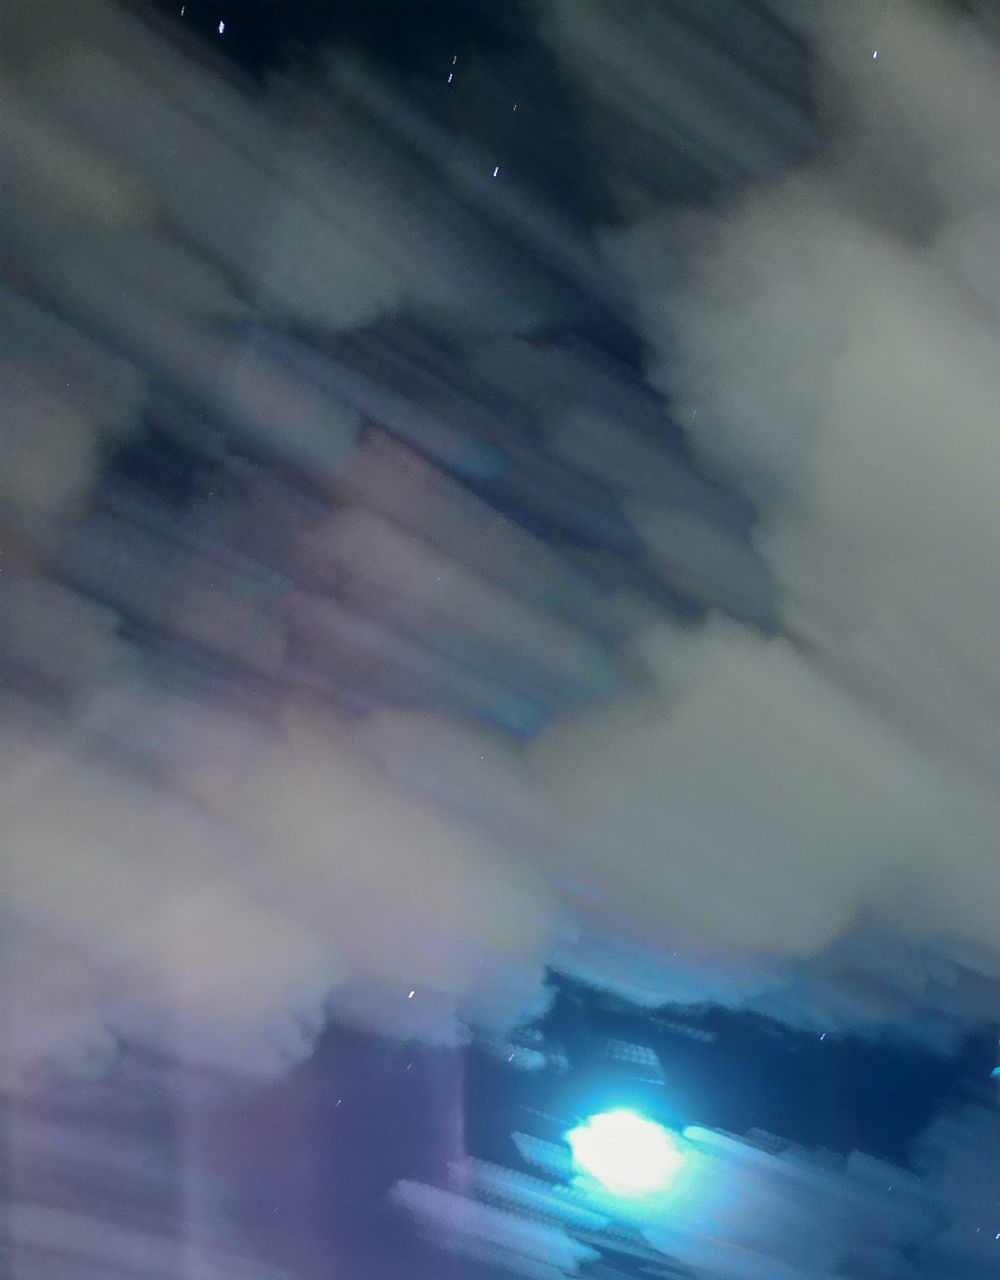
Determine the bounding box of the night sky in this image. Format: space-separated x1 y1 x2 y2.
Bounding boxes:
153 0 990 1182
4 1 1000 1277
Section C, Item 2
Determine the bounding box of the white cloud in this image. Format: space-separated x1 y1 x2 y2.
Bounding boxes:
4 0 1000 1085
595 0 1000 1002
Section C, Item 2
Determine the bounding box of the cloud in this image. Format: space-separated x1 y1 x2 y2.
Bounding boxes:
0 288 144 528
0 699 337 1079
616 2 1000 770
5 6 1000 1280
0 573 140 701
585 0 1000 1022
0 677 563 1080
4 0 1000 1092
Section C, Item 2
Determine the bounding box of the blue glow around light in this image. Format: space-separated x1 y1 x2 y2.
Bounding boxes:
565 1109 685 1197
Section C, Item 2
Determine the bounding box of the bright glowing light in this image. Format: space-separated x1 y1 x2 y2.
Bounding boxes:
565 1109 684 1197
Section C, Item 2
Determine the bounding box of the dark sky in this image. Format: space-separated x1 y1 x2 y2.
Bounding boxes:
150 0 614 225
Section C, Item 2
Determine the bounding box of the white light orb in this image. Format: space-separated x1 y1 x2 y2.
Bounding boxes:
565 1108 684 1197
